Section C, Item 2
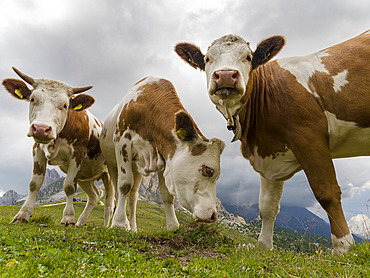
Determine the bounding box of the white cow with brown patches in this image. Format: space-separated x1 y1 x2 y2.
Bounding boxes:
175 30 370 256
2 67 114 227
100 77 225 231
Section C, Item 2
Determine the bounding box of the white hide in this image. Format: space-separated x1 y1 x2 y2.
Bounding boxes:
324 111 370 158
277 51 330 98
129 130 165 175
248 145 301 181
331 233 354 256
332 70 349 93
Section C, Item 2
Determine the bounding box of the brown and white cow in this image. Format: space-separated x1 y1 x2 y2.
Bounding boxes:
175 30 370 256
100 77 225 232
2 67 114 227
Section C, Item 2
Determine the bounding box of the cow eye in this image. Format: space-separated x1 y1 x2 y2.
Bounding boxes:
202 165 214 178
246 55 252 62
63 104 68 109
205 57 210 63
30 98 35 102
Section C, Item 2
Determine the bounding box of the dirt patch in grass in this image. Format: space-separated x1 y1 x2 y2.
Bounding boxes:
138 223 232 265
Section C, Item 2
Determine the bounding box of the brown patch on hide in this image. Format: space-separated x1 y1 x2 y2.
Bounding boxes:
124 133 132 140
33 162 45 176
94 118 102 127
59 110 89 145
120 144 129 163
121 167 126 174
191 143 207 156
87 133 101 159
120 183 132 195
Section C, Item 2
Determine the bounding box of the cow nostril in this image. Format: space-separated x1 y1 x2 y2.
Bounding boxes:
213 72 220 80
31 124 37 134
232 71 238 80
45 127 52 135
210 212 217 222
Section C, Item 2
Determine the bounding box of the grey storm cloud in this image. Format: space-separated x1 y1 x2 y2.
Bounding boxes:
0 0 369 218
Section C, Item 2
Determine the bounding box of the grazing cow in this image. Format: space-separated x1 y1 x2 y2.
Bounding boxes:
2 67 114 227
175 30 370 256
100 77 225 232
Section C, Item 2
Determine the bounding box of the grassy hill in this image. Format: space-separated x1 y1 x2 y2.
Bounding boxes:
0 199 369 277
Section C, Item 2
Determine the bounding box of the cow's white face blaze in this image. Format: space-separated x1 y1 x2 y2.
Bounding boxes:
205 36 253 111
164 136 224 222
175 35 285 130
27 80 72 143
162 111 225 222
2 67 94 144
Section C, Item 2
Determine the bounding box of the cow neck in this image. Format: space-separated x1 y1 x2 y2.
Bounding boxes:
59 110 89 145
239 62 280 157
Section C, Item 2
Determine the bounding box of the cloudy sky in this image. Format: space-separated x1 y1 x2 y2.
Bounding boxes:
0 0 369 221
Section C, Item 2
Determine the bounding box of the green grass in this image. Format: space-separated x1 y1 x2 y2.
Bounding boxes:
0 201 369 277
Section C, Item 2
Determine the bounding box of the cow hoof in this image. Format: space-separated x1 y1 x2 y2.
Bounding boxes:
257 240 273 251
76 220 87 227
110 222 130 230
60 221 76 226
10 218 29 224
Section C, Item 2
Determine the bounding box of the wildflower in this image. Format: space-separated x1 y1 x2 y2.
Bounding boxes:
6 259 17 268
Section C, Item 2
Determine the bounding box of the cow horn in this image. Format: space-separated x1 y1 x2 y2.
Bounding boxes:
12 67 35 85
72 86 93 94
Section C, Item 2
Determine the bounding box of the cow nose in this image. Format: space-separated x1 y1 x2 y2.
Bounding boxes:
31 124 52 137
213 70 239 87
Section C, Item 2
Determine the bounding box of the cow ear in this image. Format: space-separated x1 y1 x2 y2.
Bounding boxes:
2 78 32 100
252 35 285 70
175 43 205 71
70 94 95 111
175 111 198 142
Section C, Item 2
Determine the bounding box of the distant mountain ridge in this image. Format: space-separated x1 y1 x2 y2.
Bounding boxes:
0 168 61 205
223 202 365 243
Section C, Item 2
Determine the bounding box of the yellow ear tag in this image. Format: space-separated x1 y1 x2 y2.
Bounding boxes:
188 58 198 67
15 89 23 99
73 104 83 110
176 128 187 140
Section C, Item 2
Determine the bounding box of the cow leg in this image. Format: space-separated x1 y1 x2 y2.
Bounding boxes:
11 144 46 223
291 138 354 256
60 160 81 226
257 176 284 250
111 140 133 230
158 170 179 231
101 171 115 227
75 180 100 227
106 163 118 208
128 172 142 233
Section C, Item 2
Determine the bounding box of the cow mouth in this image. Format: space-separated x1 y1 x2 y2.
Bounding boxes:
193 211 217 223
32 136 52 144
212 88 241 99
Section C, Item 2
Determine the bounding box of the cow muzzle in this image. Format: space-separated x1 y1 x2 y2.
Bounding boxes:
28 124 54 143
193 207 217 223
210 70 244 99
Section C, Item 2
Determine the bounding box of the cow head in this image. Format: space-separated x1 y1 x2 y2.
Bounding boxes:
2 67 94 144
175 35 285 136
164 111 225 223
